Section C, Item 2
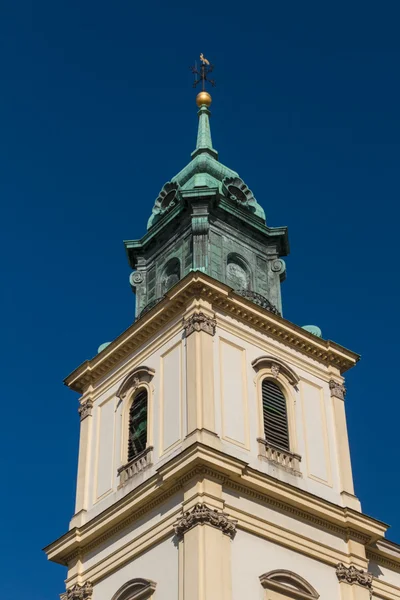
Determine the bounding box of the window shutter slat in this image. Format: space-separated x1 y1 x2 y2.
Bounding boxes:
128 389 148 461
261 379 290 451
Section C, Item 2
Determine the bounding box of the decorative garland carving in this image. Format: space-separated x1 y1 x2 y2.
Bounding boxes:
78 400 93 421
65 582 93 600
174 503 237 539
329 380 346 400
183 312 216 337
336 563 373 588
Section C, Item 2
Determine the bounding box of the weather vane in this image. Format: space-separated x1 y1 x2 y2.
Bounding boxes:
190 53 216 91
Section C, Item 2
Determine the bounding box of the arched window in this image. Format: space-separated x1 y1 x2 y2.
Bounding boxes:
111 579 157 600
260 570 319 600
261 379 289 451
128 389 148 461
226 254 250 290
161 257 180 294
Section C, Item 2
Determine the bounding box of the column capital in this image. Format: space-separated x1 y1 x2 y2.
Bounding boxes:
174 503 237 539
78 399 93 421
329 379 346 400
64 582 93 600
336 563 372 589
183 312 216 337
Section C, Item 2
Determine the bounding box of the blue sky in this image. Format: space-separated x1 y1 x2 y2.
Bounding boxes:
1 1 399 598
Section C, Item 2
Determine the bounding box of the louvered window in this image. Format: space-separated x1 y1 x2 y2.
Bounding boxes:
128 389 148 461
261 379 290 450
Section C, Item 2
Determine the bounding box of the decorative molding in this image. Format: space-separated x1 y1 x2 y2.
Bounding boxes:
111 578 157 600
329 380 346 400
78 400 93 421
117 366 155 400
336 563 373 588
260 570 319 600
65 582 93 600
235 289 280 315
64 273 360 394
117 446 153 486
271 258 285 273
173 503 237 539
222 176 257 211
257 438 302 476
150 181 181 222
183 312 216 337
129 271 144 287
252 355 300 387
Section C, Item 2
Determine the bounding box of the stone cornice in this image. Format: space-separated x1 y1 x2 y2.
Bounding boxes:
44 441 387 567
64 273 360 394
173 503 237 539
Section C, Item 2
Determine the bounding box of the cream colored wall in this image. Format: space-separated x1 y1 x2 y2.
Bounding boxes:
231 529 339 600
368 560 400 589
91 538 178 600
222 487 348 556
213 314 346 506
83 323 186 522
75 301 356 526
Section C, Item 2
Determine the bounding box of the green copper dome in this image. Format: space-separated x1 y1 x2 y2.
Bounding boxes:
147 103 266 229
125 98 289 320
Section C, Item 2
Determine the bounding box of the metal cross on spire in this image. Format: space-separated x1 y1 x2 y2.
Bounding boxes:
190 53 216 91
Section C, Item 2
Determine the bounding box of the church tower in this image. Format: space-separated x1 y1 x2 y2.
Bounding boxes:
45 59 400 600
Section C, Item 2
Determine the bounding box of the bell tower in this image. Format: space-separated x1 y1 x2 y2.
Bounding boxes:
45 57 400 600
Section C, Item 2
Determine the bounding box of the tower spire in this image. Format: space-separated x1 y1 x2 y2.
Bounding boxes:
190 54 218 160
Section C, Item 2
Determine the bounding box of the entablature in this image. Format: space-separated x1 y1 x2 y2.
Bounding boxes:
64 272 360 395
44 441 386 568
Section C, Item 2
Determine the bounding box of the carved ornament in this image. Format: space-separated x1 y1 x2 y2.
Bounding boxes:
271 364 280 378
65 582 93 600
129 271 144 287
329 380 346 400
150 181 181 222
117 366 155 400
183 312 216 337
336 563 372 588
78 399 93 421
252 356 300 387
174 503 237 539
222 176 257 212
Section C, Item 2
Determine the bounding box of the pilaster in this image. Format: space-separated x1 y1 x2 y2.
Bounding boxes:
175 477 235 600
329 373 360 511
71 391 94 528
184 301 217 435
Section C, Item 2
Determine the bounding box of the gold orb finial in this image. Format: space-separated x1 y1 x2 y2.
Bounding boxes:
196 91 212 107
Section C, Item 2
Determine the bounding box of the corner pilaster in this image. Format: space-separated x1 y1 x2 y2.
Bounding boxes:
71 391 94 527
184 301 217 436
329 374 361 511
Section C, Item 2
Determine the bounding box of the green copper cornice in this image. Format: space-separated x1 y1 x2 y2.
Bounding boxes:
191 105 218 160
172 152 237 191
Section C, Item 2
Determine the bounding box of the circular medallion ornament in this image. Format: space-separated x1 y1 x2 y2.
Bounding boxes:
129 271 144 286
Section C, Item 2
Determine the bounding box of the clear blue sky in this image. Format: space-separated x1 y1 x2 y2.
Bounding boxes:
1 1 399 598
